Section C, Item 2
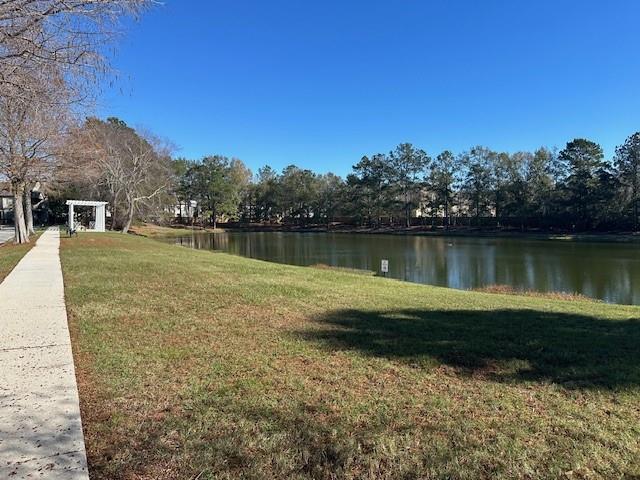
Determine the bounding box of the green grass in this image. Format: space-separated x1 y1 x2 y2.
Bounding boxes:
0 232 40 282
60 233 640 480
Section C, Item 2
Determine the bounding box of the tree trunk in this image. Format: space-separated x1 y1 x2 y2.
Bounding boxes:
110 191 120 230
111 203 118 230
444 198 449 230
13 182 30 244
405 203 410 228
122 198 135 234
24 188 35 234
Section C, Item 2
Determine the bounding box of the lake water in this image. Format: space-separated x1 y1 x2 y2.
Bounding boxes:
164 231 640 305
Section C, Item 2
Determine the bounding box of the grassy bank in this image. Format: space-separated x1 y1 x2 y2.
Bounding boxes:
130 223 222 238
60 233 640 479
0 232 40 282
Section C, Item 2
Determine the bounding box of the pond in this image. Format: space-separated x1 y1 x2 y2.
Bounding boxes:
163 231 640 305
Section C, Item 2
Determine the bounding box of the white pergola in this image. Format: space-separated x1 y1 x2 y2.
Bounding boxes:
66 200 107 232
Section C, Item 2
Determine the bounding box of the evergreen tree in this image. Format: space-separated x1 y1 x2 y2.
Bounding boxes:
461 146 495 222
388 143 430 227
185 156 248 228
427 150 459 227
254 166 280 222
614 132 640 230
351 154 391 226
558 138 605 229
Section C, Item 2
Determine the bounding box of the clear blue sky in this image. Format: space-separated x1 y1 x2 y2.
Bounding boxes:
99 0 640 176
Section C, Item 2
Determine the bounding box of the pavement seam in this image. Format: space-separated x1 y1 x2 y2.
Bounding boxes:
0 343 70 353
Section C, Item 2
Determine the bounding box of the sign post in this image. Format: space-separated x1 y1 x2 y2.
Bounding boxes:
381 259 389 277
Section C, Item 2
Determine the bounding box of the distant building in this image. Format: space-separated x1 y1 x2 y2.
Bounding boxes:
0 183 48 226
174 199 199 222
0 185 13 225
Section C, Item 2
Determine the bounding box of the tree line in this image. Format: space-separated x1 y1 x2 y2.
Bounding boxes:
172 134 640 232
7 104 640 235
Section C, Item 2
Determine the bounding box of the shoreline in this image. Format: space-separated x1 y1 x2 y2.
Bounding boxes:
134 223 640 243
211 224 640 243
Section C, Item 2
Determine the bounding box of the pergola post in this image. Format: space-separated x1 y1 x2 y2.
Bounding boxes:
95 204 106 232
68 203 75 231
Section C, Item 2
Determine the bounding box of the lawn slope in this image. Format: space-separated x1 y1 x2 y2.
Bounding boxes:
60 233 640 480
0 234 39 282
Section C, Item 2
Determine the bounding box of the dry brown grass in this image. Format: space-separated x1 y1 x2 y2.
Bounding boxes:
309 263 375 275
473 284 600 302
130 223 220 238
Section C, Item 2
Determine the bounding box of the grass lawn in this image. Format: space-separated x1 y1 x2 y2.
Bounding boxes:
60 233 640 480
0 231 41 282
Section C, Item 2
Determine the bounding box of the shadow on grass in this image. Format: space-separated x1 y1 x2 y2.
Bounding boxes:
299 308 640 389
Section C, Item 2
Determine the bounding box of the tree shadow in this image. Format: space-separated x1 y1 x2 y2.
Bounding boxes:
299 308 640 389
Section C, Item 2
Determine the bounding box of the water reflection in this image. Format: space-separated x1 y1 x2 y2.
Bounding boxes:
163 232 640 305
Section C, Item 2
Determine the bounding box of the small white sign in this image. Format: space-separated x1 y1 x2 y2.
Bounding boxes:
381 259 389 273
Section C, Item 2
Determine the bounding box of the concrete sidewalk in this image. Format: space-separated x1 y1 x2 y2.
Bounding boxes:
0 227 89 479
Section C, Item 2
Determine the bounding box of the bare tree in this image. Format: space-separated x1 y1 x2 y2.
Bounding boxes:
0 0 152 103
0 69 70 243
0 0 154 242
65 117 172 233
117 131 171 233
